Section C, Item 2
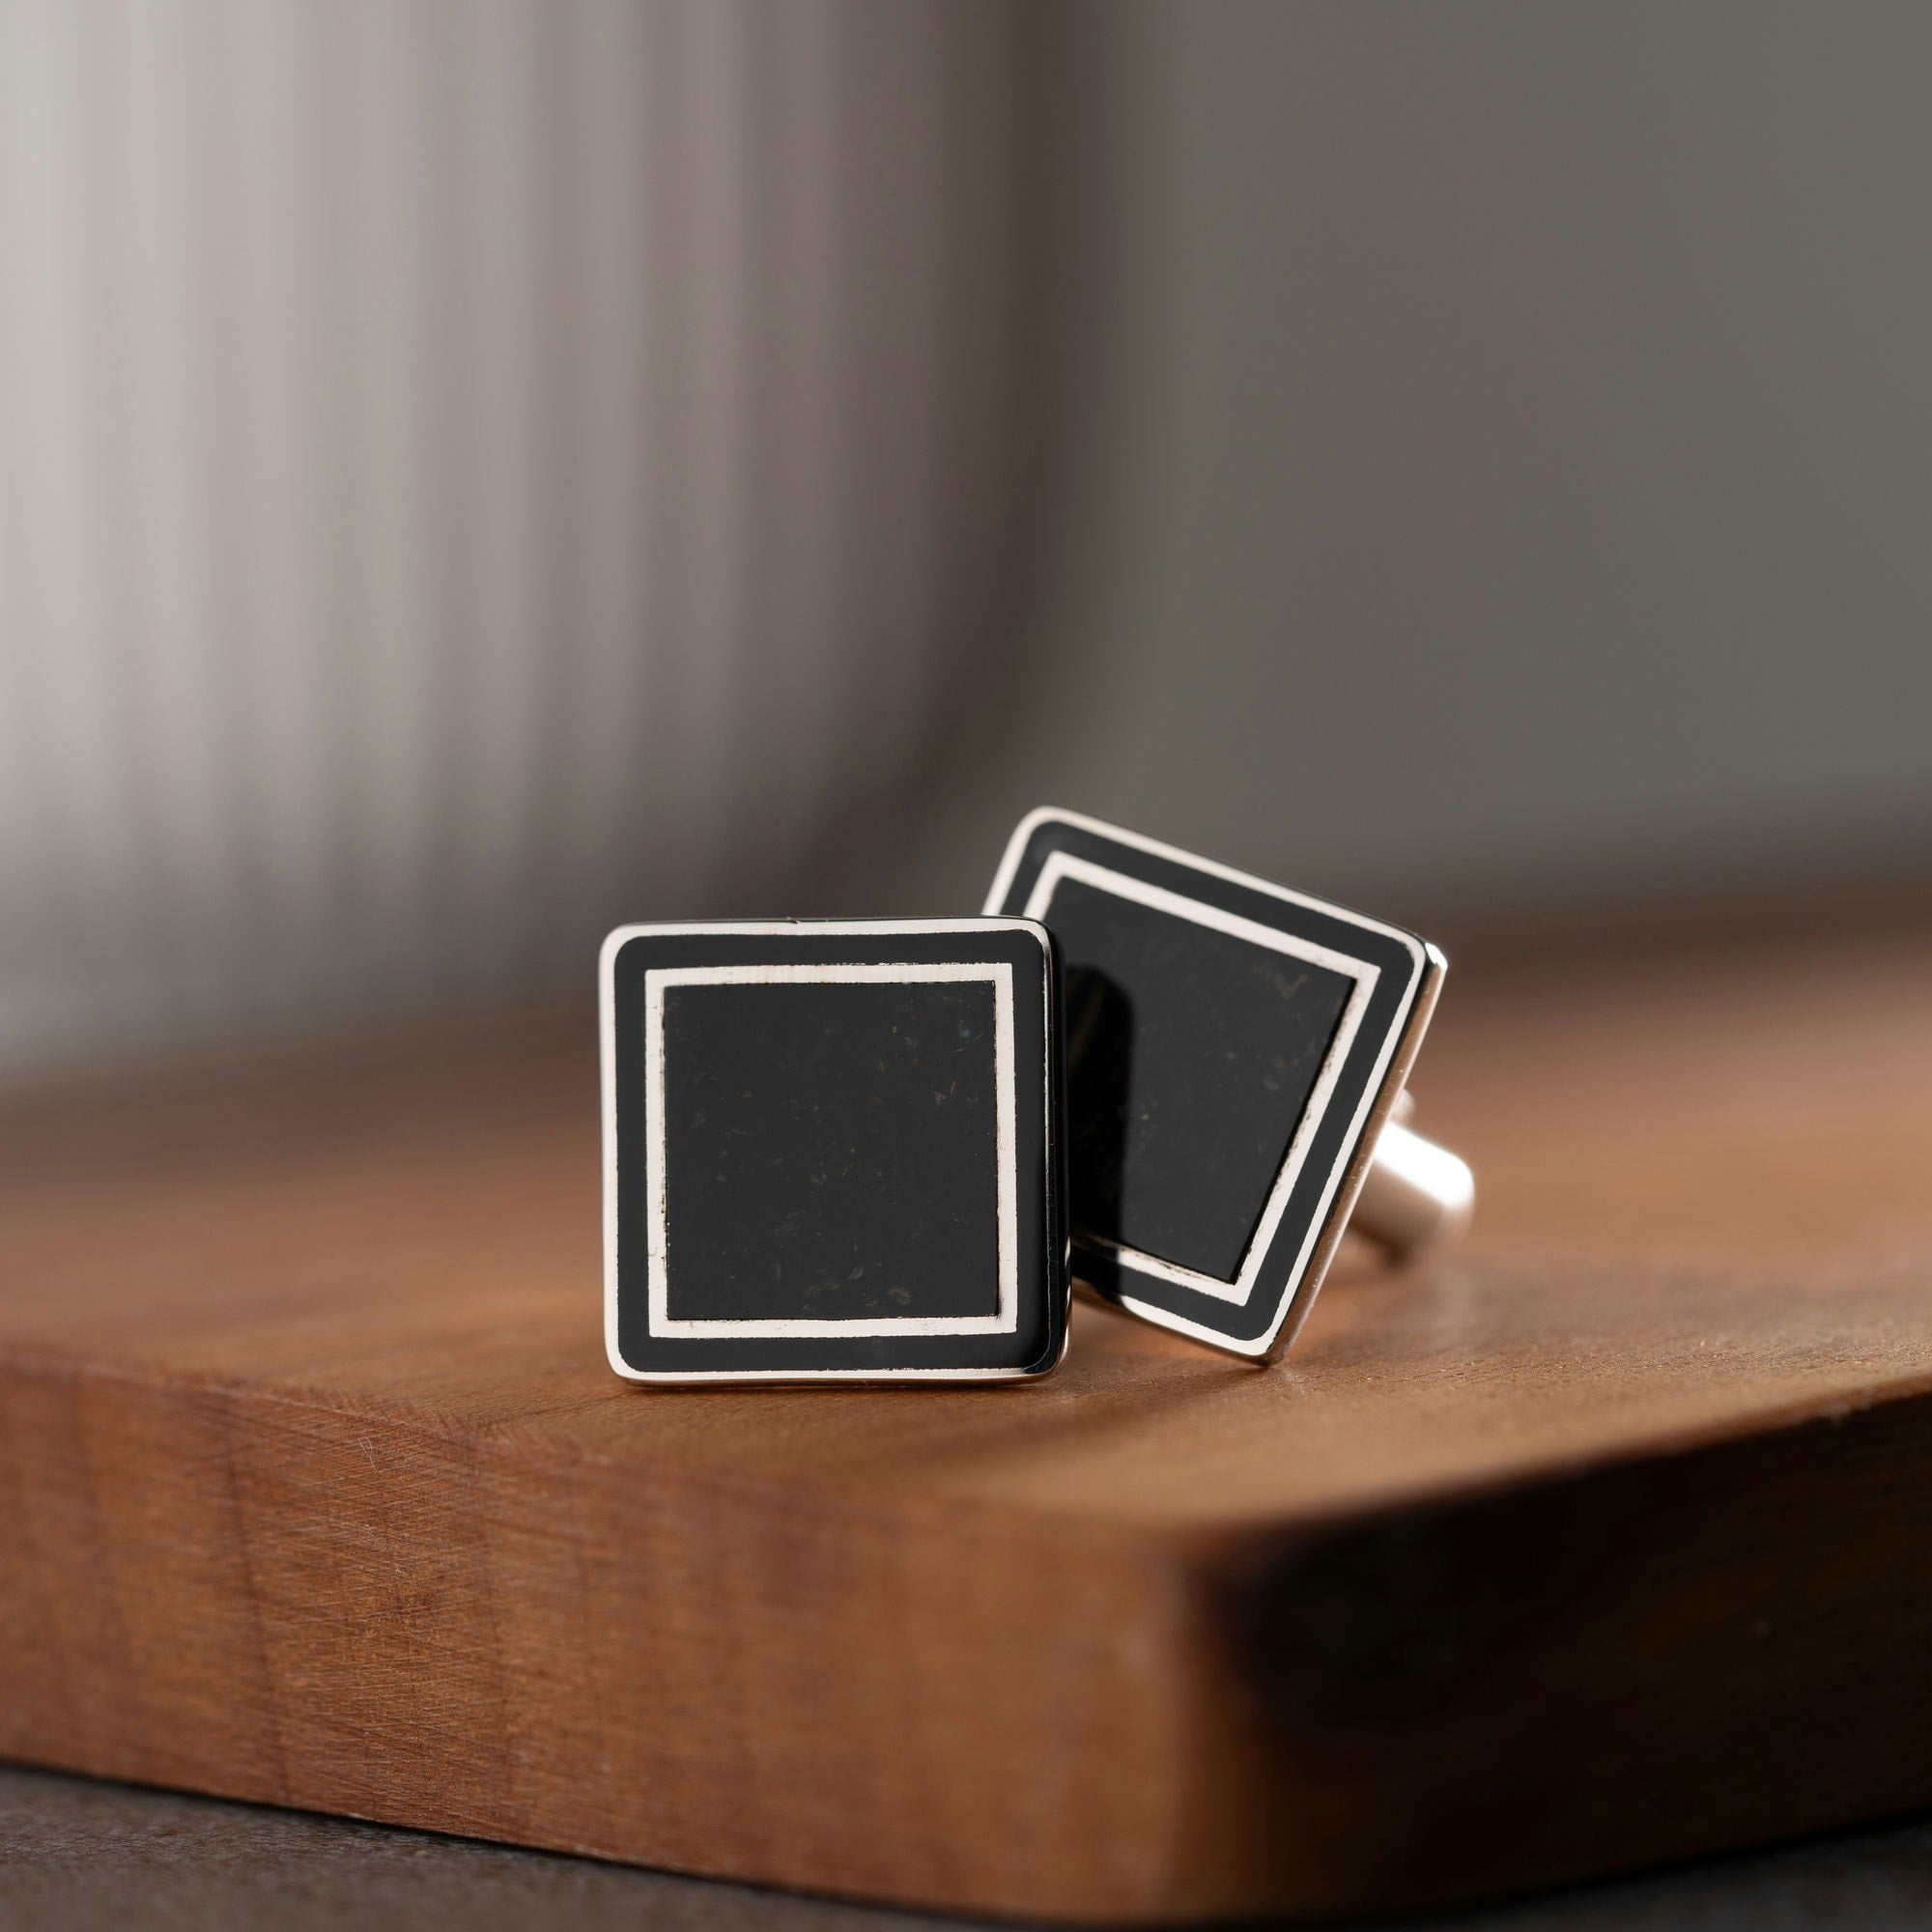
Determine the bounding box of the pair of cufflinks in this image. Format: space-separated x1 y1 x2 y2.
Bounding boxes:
600 809 1468 1384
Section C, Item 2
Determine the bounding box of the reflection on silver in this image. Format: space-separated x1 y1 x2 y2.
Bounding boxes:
1352 1104 1476 1257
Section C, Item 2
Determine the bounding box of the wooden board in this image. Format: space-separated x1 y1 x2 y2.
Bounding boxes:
3 917 1931 1923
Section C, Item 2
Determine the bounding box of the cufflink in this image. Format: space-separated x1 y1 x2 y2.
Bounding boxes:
600 919 1067 1383
983 809 1471 1361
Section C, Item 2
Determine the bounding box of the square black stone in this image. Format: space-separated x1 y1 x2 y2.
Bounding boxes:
1052 875 1355 1282
661 978 1001 1324
601 921 1065 1383
985 810 1442 1361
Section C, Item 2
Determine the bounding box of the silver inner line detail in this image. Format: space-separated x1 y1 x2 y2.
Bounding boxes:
645 960 1020 1338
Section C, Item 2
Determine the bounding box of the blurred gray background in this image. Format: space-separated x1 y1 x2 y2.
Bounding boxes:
2 0 1928 1074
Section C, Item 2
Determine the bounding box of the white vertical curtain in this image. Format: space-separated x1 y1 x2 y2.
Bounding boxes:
0 0 1024 1070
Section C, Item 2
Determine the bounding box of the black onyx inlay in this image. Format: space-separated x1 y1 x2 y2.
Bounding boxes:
1047 878 1353 1281
661 979 1002 1323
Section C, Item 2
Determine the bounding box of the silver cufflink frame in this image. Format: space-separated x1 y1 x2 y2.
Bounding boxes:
984 807 1467 1362
600 918 1068 1386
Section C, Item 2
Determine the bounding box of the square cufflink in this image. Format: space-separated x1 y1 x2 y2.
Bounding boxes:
601 919 1067 1383
984 809 1446 1361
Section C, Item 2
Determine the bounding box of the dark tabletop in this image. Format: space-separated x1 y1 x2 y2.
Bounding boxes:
4 1765 1932 1932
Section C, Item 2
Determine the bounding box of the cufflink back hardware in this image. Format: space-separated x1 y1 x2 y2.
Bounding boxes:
601 918 1067 1384
983 808 1473 1362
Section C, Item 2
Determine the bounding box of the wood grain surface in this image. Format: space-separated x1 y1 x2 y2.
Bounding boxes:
2 918 1930 1922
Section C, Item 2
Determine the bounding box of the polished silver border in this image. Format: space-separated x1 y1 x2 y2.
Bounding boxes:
600 919 1060 1385
984 809 1441 1363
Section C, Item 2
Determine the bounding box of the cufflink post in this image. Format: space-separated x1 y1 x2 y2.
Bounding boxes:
1350 1090 1475 1257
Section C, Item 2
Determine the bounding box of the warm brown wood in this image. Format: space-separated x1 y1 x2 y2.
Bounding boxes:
2 923 1931 1922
